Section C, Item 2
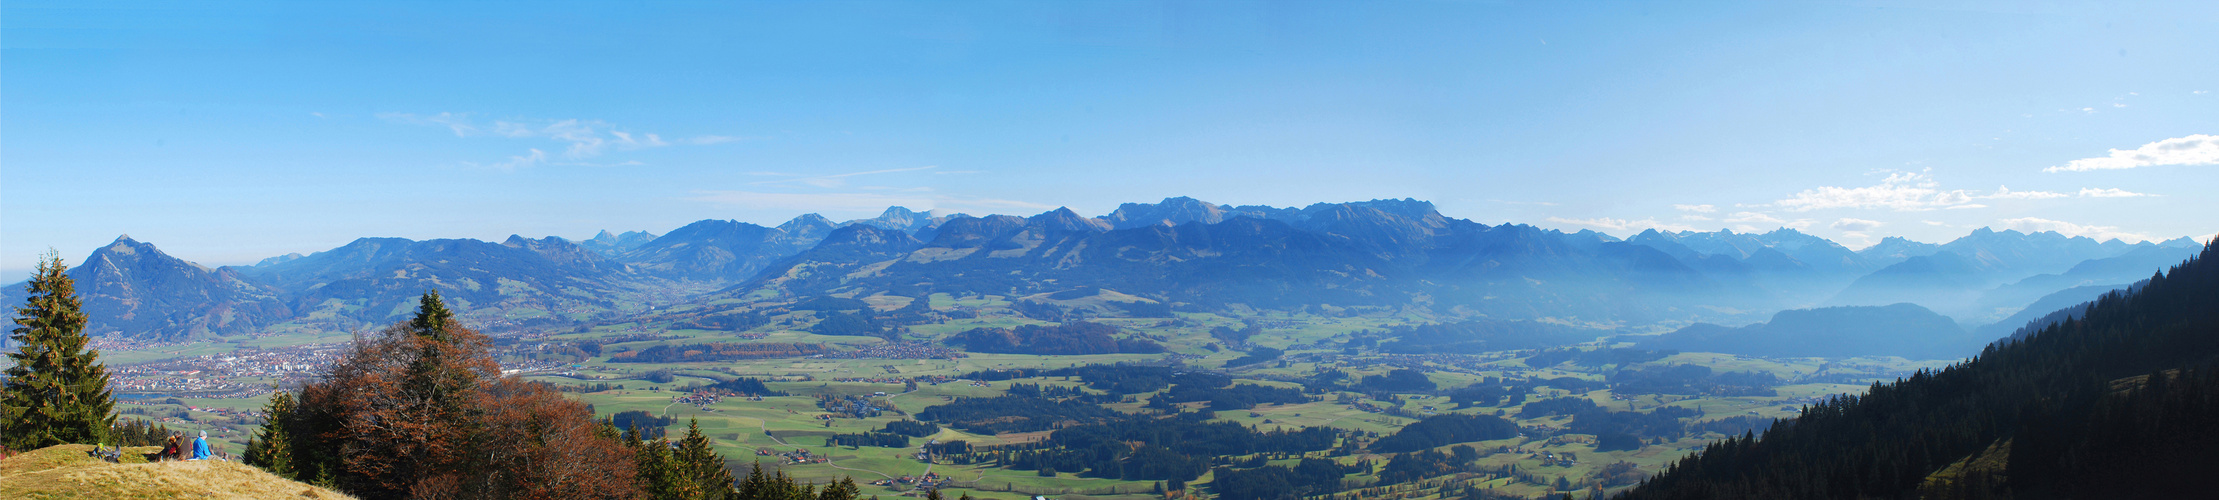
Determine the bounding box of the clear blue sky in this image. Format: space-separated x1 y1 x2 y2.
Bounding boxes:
5 1 2215 275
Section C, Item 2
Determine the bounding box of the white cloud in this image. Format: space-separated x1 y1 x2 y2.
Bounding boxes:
1831 218 1883 232
1680 215 1714 221
1775 170 1974 211
2079 188 2158 198
1997 217 2151 243
1922 220 1950 226
1773 170 2084 212
1545 216 1697 233
485 148 547 171
1673 204 1717 213
2045 134 2219 172
688 191 1053 215
1986 186 2070 200
381 112 738 169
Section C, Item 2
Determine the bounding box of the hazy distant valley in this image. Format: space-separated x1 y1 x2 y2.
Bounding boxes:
8 196 2209 499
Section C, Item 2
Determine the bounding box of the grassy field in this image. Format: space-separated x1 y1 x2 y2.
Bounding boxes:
81 294 1964 499
0 444 352 500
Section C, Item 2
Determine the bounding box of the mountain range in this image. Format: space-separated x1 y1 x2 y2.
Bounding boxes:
5 197 2204 349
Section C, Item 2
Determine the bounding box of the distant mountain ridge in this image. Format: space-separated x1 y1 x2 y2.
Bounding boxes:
6 197 2203 341
1640 303 1978 359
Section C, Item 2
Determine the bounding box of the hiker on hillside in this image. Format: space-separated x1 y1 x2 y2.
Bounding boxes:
160 434 182 461
191 431 212 460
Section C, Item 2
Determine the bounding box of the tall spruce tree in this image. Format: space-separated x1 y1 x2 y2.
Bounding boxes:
677 418 739 500
1 253 115 450
245 390 298 479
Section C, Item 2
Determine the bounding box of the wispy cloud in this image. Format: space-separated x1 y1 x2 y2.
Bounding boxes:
2045 134 2219 172
1997 217 2151 243
1673 204 1717 213
378 112 742 170
1545 216 1697 233
750 166 939 188
1772 169 2067 212
1831 218 1883 232
2079 187 2159 198
1985 186 2071 200
687 190 1053 215
493 149 549 170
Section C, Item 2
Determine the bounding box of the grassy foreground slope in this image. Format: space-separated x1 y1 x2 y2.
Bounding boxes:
0 444 352 500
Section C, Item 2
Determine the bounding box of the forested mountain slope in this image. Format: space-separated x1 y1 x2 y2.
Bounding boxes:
1619 239 2218 499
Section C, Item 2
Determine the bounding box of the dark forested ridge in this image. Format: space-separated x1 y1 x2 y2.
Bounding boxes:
1620 240 2219 499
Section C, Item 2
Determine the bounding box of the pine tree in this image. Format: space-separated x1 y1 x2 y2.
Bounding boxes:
637 436 690 499
1 253 115 450
409 290 455 342
677 418 738 499
246 390 298 479
817 477 861 500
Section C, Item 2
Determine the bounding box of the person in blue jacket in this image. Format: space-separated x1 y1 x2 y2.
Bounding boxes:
191 431 213 460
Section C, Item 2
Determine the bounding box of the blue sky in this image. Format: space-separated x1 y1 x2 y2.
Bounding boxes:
4 1 2216 275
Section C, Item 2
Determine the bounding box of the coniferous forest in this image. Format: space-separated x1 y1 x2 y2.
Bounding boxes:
1621 242 2219 499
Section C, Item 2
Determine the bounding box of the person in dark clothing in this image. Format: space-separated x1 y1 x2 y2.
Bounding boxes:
158 434 181 461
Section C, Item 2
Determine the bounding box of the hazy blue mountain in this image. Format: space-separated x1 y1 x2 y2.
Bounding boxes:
1933 227 2137 282
581 230 659 256
1640 303 1978 359
1857 236 1943 268
730 224 923 295
1960 244 2202 324
1101 196 1236 230
1828 252 1996 313
2 236 293 340
254 252 305 267
1827 229 2162 318
840 206 939 233
1026 207 1112 233
730 203 1756 324
616 215 832 283
1973 283 2130 343
1622 228 1873 306
240 235 636 327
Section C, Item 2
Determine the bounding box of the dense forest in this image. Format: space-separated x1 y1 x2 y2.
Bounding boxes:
1622 241 2217 499
943 321 1165 355
1368 413 1522 453
915 393 1124 433
937 413 1342 488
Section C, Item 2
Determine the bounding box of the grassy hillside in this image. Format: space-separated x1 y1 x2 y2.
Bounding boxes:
0 444 351 500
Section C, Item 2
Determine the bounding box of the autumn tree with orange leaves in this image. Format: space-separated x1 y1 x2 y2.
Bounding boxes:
276 291 641 499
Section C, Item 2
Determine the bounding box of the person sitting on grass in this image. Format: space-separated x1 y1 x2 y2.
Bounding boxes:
190 431 212 460
158 434 182 461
